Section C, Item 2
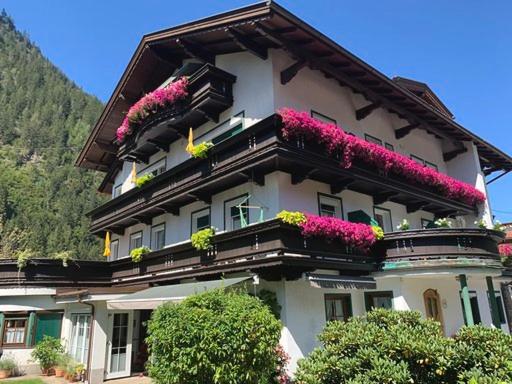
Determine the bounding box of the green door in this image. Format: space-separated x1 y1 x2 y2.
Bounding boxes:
34 313 63 344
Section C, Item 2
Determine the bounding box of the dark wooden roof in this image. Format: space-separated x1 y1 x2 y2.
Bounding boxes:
76 0 512 178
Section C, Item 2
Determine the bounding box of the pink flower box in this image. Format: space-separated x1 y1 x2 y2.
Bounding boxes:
499 244 512 257
116 77 189 143
279 108 486 207
299 214 376 253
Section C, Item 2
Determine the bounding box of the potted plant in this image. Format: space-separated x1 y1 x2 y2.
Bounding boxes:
130 246 151 263
31 335 64 375
64 359 84 382
396 219 410 231
0 358 17 379
55 353 71 377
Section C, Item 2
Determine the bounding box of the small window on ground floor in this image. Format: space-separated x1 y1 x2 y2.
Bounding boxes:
460 291 482 325
365 291 393 311
151 223 166 251
488 291 507 324
2 317 27 346
191 207 211 234
318 193 343 218
374 206 393 232
325 294 352 322
129 231 143 252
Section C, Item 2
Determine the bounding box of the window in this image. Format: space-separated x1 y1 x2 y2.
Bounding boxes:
224 195 249 231
374 206 392 232
385 143 394 152
69 314 91 365
198 112 245 146
140 158 166 178
488 291 507 324
151 224 166 251
318 193 343 218
3 317 27 345
212 124 243 145
421 218 433 229
324 294 352 322
364 134 383 146
129 231 143 252
113 185 122 198
110 240 119 261
311 110 337 125
425 161 438 171
191 208 211 234
460 291 482 325
365 291 393 311
411 154 425 166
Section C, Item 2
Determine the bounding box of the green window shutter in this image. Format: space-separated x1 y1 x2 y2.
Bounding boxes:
34 313 63 344
26 312 36 347
0 312 4 343
347 210 377 226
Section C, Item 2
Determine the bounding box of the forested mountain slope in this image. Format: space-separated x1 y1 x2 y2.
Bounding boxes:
0 10 106 261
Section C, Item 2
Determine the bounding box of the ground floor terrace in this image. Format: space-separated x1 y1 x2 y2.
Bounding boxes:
0 268 510 383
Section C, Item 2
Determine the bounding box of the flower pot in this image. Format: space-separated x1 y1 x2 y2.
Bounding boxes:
42 367 55 376
55 367 66 377
0 369 10 379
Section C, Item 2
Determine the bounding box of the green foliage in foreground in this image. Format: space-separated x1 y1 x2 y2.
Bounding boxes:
0 11 105 261
295 309 512 384
146 289 282 384
0 380 44 384
31 336 64 371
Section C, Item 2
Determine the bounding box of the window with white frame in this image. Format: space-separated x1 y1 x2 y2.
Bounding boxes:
151 224 166 250
110 240 119 261
374 206 392 232
191 208 210 234
69 314 91 365
129 232 143 252
2 317 27 345
318 193 343 218
224 195 249 231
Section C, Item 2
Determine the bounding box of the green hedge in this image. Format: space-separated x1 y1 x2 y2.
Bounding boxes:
146 289 283 384
296 309 512 384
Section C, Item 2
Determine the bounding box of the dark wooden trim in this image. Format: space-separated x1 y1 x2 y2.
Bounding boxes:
443 147 468 162
373 191 398 205
280 60 307 85
395 123 419 139
175 38 214 63
225 27 267 60
356 102 381 120
330 178 355 194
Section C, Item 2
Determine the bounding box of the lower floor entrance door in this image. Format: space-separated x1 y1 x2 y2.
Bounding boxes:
105 311 133 380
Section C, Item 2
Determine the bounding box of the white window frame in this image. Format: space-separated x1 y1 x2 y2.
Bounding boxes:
317 193 343 219
129 232 143 252
191 208 211 234
151 223 166 250
374 206 393 233
110 239 119 261
68 313 91 366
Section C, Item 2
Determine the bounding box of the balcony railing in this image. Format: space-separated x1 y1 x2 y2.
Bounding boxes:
118 63 237 163
89 114 477 235
379 228 505 272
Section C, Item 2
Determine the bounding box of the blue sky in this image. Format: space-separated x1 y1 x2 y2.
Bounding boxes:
3 0 512 221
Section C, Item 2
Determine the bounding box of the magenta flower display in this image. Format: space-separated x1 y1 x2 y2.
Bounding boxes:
499 244 512 257
116 77 189 142
279 108 486 206
299 213 377 253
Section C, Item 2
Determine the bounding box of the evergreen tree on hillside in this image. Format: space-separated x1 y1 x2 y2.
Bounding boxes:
0 10 106 260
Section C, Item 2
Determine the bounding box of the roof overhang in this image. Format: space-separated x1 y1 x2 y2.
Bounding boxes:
76 0 512 179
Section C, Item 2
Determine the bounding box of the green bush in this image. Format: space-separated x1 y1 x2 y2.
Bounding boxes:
135 173 154 188
130 246 151 263
191 141 214 159
0 357 17 372
295 309 512 384
190 227 215 250
146 289 282 384
276 210 306 226
31 335 64 372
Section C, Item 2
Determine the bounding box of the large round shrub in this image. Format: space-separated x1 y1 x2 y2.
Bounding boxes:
146 289 282 384
295 309 512 384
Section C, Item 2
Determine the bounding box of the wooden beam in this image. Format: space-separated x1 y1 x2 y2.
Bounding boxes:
395 123 419 139
355 102 381 120
147 139 170 153
159 204 180 216
134 215 152 225
175 38 214 63
443 147 467 162
196 108 219 123
83 158 110 172
187 192 212 205
406 202 426 214
253 23 459 143
148 44 182 68
166 124 187 138
95 139 118 154
291 168 317 185
330 178 355 194
238 171 265 186
108 227 125 236
280 60 307 85
225 27 267 60
373 191 398 205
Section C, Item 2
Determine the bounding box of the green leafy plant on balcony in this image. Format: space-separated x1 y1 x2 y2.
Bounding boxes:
493 220 505 232
135 173 154 188
130 246 151 263
474 219 487 229
371 225 384 240
190 141 214 159
276 210 306 226
434 217 452 228
190 227 215 250
52 251 72 267
16 249 35 271
396 219 410 231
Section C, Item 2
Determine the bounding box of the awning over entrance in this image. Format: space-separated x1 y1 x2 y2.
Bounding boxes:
107 276 253 310
306 273 376 290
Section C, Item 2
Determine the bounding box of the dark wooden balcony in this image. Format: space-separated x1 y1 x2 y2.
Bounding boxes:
379 228 505 272
118 63 237 163
89 114 477 236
